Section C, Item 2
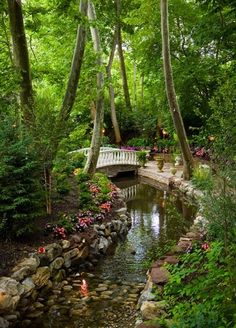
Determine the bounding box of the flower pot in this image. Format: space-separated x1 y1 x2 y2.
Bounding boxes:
171 167 177 176
157 158 164 171
140 160 146 168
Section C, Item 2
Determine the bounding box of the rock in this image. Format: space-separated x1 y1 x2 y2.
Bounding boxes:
45 243 63 262
12 257 39 275
162 256 179 265
140 300 167 320
21 277 35 295
61 240 70 249
21 319 32 327
3 314 17 321
77 246 89 260
98 236 109 254
34 301 44 309
0 317 9 328
95 286 108 292
63 285 73 292
136 323 161 328
110 232 118 241
177 240 192 252
0 277 24 296
137 290 156 308
185 231 201 240
50 257 64 271
32 267 51 288
63 248 79 263
53 270 66 283
11 267 30 282
0 291 13 311
150 267 170 284
26 310 44 318
151 260 164 268
115 207 127 215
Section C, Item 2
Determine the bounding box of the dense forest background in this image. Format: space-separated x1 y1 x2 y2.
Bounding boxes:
1 1 236 327
0 0 235 232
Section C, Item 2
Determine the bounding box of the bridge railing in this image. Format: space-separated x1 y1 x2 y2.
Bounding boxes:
70 147 139 168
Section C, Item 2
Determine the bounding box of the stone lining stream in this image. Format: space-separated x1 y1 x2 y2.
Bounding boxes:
0 178 196 328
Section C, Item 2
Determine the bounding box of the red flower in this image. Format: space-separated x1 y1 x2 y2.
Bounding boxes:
38 246 46 254
99 202 111 212
201 243 210 251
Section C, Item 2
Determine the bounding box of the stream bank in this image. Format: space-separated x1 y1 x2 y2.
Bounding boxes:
0 166 200 328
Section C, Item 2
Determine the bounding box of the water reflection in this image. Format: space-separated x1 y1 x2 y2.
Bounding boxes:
95 178 196 282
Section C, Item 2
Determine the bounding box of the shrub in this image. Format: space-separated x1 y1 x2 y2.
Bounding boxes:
0 118 43 237
127 137 150 147
163 242 236 328
137 150 148 166
192 164 213 190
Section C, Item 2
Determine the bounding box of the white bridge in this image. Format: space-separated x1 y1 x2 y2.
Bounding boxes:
71 147 139 168
121 184 140 201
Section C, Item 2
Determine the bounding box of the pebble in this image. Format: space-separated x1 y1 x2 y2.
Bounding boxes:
63 285 73 292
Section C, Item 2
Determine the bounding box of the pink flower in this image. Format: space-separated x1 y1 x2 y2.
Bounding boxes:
38 246 46 254
201 243 210 251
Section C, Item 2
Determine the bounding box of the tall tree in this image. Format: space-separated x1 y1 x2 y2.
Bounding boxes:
84 0 104 176
106 31 122 145
45 0 88 213
55 0 88 142
115 0 132 111
160 0 193 180
7 0 34 127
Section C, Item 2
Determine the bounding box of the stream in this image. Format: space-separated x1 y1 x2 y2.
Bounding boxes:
30 177 196 328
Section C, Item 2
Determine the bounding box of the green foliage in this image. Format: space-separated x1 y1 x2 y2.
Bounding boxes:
192 164 213 190
75 171 90 184
0 118 43 237
78 182 94 210
137 150 148 166
55 173 71 195
203 171 236 245
57 213 76 234
164 242 236 327
69 152 86 169
78 173 112 211
91 173 111 195
127 137 150 147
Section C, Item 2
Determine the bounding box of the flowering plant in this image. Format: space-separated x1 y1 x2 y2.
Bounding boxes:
99 201 111 212
38 246 46 254
89 184 101 194
76 216 94 231
53 226 67 239
201 242 210 251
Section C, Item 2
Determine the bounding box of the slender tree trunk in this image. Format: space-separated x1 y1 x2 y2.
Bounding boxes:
115 0 132 111
83 0 104 176
48 0 87 213
160 0 193 180
141 75 144 106
56 0 88 136
106 31 122 145
8 0 34 127
133 62 137 110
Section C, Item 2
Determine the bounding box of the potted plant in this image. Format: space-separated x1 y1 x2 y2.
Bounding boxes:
156 156 165 171
137 150 148 167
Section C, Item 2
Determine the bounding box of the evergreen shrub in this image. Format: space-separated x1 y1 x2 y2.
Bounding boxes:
0 118 43 237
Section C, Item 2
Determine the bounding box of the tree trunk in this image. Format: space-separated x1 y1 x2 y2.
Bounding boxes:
115 0 132 111
106 31 122 145
56 0 88 138
83 0 104 176
8 0 35 127
133 62 137 110
160 0 193 180
141 75 144 107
